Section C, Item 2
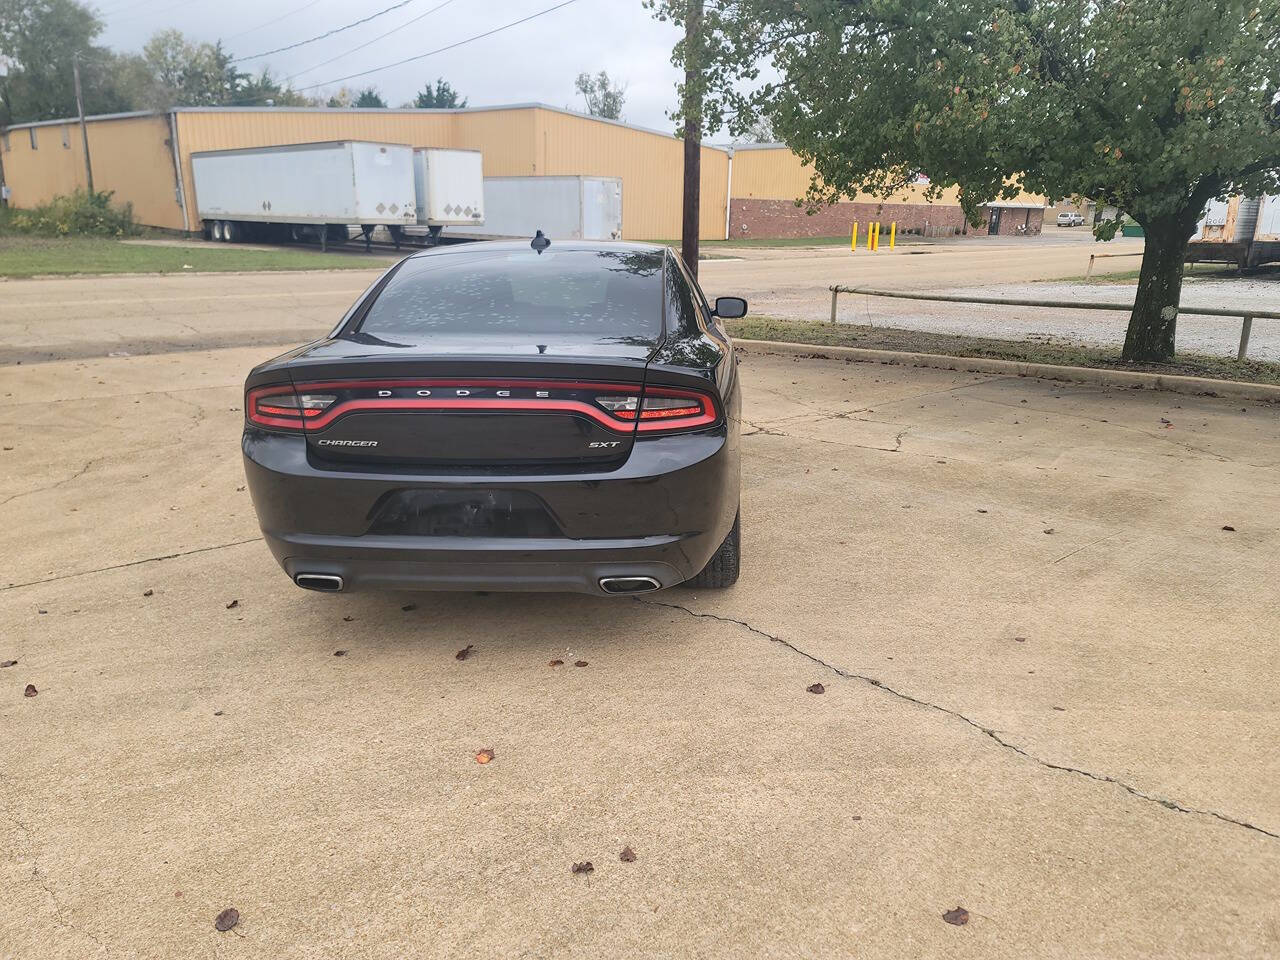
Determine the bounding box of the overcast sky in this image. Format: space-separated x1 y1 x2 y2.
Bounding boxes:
94 0 692 132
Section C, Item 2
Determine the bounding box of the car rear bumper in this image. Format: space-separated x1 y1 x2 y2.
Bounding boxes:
242 427 738 596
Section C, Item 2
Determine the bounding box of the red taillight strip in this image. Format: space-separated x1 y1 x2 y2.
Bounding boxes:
304 397 638 433
250 379 721 434
246 384 306 430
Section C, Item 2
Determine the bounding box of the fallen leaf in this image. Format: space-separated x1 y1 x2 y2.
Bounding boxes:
976 508 988 514
38 609 47 615
1 660 16 668
143 589 154 597
23 684 37 698
225 599 239 609
619 846 637 863
401 603 417 612
213 710 224 716
548 659 564 667
342 615 353 622
456 644 474 661
574 660 588 668
806 683 825 694
1052 706 1066 711
943 906 969 926
1042 528 1055 535
214 907 239 932
334 650 348 657
571 861 594 875
1014 637 1026 643
1222 525 1235 532
475 748 495 764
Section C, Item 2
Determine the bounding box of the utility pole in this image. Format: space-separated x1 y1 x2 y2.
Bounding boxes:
72 57 95 193
680 0 703 278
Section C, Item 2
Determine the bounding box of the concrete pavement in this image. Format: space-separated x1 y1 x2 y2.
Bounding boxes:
2 307 1278 957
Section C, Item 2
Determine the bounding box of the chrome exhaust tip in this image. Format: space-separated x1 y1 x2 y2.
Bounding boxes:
598 576 662 595
294 573 344 593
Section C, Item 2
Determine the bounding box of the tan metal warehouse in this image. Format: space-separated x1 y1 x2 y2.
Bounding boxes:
0 104 731 242
0 105 1043 241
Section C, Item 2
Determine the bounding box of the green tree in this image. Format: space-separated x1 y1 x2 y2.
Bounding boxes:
648 0 1280 362
0 0 108 124
352 86 387 108
409 78 467 109
574 70 626 120
139 30 238 109
235 67 318 107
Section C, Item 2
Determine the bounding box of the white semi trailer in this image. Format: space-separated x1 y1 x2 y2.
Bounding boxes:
449 176 623 241
1186 194 1280 269
408 148 485 241
191 141 485 251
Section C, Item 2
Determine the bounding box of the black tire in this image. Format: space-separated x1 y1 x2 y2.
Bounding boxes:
685 511 740 589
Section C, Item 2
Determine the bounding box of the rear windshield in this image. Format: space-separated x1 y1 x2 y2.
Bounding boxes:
356 247 664 338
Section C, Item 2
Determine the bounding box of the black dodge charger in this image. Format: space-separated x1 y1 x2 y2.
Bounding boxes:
242 239 745 596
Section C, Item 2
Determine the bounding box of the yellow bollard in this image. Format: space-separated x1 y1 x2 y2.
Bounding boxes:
871 221 879 252
851 221 858 251
890 222 896 249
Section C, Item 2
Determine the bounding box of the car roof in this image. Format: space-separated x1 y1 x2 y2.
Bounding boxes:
406 239 668 261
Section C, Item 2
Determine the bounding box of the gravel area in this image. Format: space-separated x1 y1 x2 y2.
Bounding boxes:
832 274 1280 360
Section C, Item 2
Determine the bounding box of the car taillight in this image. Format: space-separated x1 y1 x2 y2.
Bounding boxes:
594 388 717 432
246 385 335 431
245 380 718 434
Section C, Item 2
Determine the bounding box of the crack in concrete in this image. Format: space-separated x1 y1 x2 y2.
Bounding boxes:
2 537 263 591
0 458 100 507
1 781 110 956
740 417 909 455
638 597 1280 842
1050 532 1123 564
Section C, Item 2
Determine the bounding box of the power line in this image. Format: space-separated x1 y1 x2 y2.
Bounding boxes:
295 0 581 93
223 0 329 44
287 0 458 81
231 0 419 63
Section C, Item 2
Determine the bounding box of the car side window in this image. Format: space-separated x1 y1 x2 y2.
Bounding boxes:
668 253 732 348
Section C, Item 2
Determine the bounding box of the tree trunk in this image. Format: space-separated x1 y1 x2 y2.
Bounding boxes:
1121 218 1193 363
680 0 703 278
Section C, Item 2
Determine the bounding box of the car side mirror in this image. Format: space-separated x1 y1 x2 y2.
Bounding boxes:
712 296 747 319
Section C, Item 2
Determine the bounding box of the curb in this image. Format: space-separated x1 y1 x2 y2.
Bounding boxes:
732 338 1280 404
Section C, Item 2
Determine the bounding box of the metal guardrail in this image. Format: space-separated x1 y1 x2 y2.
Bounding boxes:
828 285 1278 360
1085 250 1144 278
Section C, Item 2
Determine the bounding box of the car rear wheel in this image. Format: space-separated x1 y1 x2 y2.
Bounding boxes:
686 511 740 589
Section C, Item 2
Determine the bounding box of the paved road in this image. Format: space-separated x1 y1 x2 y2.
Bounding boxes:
0 235 1152 364
2 278 1278 957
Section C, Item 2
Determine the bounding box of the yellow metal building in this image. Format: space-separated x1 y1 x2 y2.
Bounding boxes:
0 104 730 241
0 105 1044 241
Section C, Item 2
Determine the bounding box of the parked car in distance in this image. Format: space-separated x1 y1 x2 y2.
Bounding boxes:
1056 211 1085 227
242 239 744 597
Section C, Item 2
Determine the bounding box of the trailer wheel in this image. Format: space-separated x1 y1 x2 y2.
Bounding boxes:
223 221 240 243
210 220 224 242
